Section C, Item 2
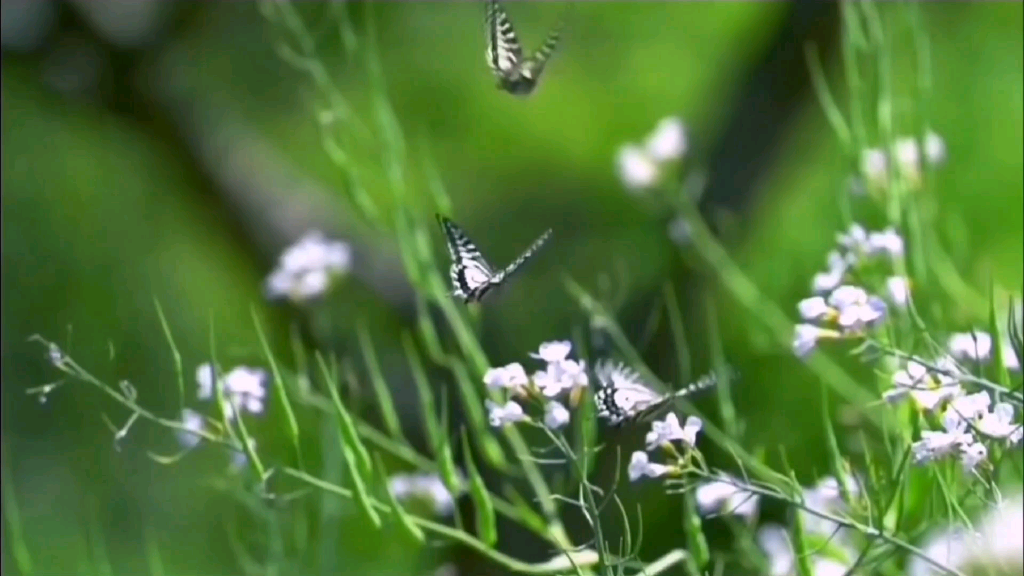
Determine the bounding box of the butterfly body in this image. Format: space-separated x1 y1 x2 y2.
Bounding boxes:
436 214 552 303
593 360 726 426
485 0 566 97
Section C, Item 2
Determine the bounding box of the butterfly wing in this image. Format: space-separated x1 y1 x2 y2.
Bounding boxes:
523 6 570 82
593 359 667 426
492 228 552 285
485 0 523 76
436 214 496 302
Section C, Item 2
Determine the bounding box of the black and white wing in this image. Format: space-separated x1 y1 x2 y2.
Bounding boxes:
485 0 523 78
593 360 669 426
522 10 567 83
593 360 726 426
492 228 552 284
436 214 497 302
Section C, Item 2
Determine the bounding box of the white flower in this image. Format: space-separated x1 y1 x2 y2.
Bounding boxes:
859 148 889 190
891 359 963 412
626 451 671 482
812 251 849 294
976 403 1023 445
387 472 457 516
544 401 570 430
959 441 988 473
485 400 528 427
828 286 887 330
792 324 840 357
533 358 588 398
836 224 869 254
644 414 701 451
894 136 922 182
908 526 980 576
885 276 911 307
756 524 795 576
616 144 659 192
264 230 352 302
644 116 687 162
483 362 529 391
695 476 759 519
948 330 993 362
797 296 833 322
194 363 267 418
531 341 572 363
866 227 904 259
176 409 205 450
947 391 991 421
912 411 974 465
923 131 947 167
909 496 1023 576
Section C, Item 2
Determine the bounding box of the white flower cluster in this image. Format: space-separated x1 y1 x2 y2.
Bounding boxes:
176 362 269 469
793 223 910 357
856 131 946 195
733 473 860 569
883 354 1023 472
483 340 588 430
908 493 1023 576
264 230 352 303
615 116 687 193
627 413 703 481
386 472 460 517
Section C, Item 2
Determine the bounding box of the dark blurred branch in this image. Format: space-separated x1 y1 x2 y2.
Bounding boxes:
697 0 841 229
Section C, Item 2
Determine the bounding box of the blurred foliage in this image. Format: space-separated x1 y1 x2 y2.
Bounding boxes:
2 2 1021 575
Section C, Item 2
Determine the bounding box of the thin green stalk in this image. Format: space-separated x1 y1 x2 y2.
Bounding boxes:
1 440 33 575
252 307 304 469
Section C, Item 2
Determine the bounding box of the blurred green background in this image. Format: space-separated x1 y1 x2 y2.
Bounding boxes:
2 2 1021 575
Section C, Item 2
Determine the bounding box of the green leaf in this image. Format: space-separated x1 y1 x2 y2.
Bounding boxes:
461 431 498 546
374 454 425 543
357 317 404 441
318 353 373 479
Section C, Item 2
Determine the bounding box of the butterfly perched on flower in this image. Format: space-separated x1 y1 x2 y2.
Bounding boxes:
593 359 729 426
485 0 568 96
436 214 552 303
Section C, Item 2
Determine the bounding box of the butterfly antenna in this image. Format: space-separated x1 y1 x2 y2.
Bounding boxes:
500 228 553 278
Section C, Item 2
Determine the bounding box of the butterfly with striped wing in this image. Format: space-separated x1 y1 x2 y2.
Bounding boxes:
485 0 568 96
436 214 552 303
593 359 729 427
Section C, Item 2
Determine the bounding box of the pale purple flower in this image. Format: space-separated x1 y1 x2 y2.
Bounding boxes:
976 403 1023 445
176 408 205 450
866 227 905 259
387 472 458 516
859 148 889 190
544 401 570 430
797 296 832 322
483 362 529 391
264 230 352 302
793 324 840 357
947 331 993 363
531 341 573 363
485 400 528 427
644 116 687 162
894 136 922 182
194 363 267 418
695 476 759 519
812 251 849 294
923 131 947 167
886 276 911 307
644 413 701 451
911 410 974 465
616 145 659 192
627 451 671 482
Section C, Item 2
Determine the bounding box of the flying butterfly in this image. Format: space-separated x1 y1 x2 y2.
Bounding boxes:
436 214 552 303
593 359 730 426
485 0 568 96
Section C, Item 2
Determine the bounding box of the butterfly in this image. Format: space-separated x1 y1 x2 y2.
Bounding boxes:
593 359 729 426
485 0 568 96
436 214 553 303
